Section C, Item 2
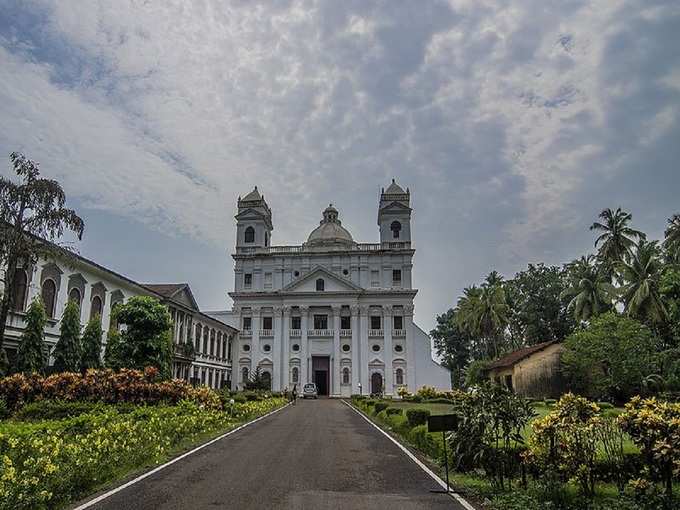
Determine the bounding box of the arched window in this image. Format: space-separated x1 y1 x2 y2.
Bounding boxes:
396 368 404 385
342 367 350 385
210 329 215 356
244 226 255 243
292 366 299 383
90 295 103 322
391 221 402 239
242 367 249 382
265 232 269 247
68 287 82 309
12 269 27 312
41 279 57 318
315 278 325 291
261 371 272 390
195 324 202 352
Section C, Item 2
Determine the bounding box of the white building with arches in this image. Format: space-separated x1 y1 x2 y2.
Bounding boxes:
209 181 451 396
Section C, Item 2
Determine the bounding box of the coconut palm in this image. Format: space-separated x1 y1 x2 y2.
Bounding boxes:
590 208 646 268
561 255 615 323
663 214 680 264
618 240 668 324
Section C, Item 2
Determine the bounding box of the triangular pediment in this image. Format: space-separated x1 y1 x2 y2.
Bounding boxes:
172 285 200 311
379 202 412 213
234 208 267 221
281 266 363 293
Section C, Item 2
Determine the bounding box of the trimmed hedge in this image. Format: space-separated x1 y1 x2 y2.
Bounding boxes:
406 408 431 427
374 402 389 414
386 407 403 416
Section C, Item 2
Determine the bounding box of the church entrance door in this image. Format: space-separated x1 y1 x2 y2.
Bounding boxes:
371 372 383 395
312 356 330 396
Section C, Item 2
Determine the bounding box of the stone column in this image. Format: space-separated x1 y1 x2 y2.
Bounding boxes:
251 307 261 374
359 305 370 393
383 305 394 396
350 306 360 394
300 306 309 386
272 306 283 392
405 304 416 390
282 306 291 390
332 305 341 397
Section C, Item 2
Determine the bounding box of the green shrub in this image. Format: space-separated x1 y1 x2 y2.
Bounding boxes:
374 402 389 414
15 400 104 421
386 407 402 416
242 391 262 401
416 386 439 399
0 398 9 420
544 398 556 405
351 394 367 401
408 424 440 458
403 394 423 403
597 402 614 409
365 399 376 408
405 408 430 427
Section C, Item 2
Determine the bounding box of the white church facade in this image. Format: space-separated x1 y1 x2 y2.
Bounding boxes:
209 181 451 397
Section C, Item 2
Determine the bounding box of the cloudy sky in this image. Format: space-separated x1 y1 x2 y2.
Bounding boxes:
1 0 679 331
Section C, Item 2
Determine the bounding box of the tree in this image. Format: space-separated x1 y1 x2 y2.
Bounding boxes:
16 297 47 373
590 207 645 271
52 300 81 372
507 263 575 345
561 255 615 323
618 240 668 326
430 308 471 388
474 275 509 358
80 315 103 370
0 152 84 374
111 296 173 379
562 312 660 402
103 328 123 370
663 214 680 264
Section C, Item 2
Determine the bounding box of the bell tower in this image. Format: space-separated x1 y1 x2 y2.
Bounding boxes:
235 186 273 249
378 179 412 245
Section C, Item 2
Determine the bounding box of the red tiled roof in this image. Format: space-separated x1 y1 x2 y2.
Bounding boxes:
487 340 559 370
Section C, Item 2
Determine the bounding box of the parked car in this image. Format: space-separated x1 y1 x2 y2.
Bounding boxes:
302 383 318 399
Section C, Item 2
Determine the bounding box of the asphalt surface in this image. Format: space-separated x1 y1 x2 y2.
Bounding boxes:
82 399 466 510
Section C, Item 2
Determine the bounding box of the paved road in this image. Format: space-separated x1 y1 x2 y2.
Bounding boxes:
83 399 465 509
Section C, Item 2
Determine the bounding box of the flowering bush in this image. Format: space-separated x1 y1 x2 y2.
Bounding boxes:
618 396 680 499
416 386 439 399
0 368 221 411
0 396 286 509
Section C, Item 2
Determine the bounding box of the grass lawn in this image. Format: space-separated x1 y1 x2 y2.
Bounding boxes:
382 401 455 415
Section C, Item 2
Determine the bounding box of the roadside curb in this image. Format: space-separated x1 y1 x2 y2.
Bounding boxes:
72 401 292 510
342 400 476 510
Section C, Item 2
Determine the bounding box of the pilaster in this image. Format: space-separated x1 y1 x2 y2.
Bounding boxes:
282 306 291 390
359 305 370 393
300 306 309 386
332 305 341 397
405 304 416 390
251 307 261 374
272 306 283 391
383 305 394 396
350 305 360 394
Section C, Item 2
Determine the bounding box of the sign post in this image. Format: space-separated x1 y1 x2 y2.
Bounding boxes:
427 414 458 494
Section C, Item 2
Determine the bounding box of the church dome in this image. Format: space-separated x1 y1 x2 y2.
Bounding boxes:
306 204 355 249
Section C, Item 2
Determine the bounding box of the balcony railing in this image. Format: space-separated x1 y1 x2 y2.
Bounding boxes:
289 329 301 337
393 329 406 337
240 329 252 337
339 329 352 337
369 329 384 337
308 329 334 337
235 241 411 256
259 329 273 337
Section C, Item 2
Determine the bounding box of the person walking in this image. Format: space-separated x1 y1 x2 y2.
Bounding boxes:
292 384 297 405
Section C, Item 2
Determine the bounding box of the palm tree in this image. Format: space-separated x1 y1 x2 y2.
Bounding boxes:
561 255 615 323
590 208 646 269
454 286 481 334
663 214 680 264
617 240 668 324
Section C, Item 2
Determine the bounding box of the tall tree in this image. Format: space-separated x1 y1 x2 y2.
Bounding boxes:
507 263 574 345
430 308 471 388
80 315 103 370
618 240 668 325
663 214 680 264
52 300 82 372
0 153 84 374
16 297 47 373
561 255 615 323
110 296 173 379
590 207 645 271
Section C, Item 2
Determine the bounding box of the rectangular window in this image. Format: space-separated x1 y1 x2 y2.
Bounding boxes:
371 315 381 330
371 270 380 287
341 315 351 330
392 269 402 285
264 272 273 289
243 316 252 331
291 316 301 330
314 314 328 330
244 273 252 288
262 316 273 330
393 315 403 330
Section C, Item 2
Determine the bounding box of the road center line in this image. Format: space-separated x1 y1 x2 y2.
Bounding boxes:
72 402 292 510
342 400 476 510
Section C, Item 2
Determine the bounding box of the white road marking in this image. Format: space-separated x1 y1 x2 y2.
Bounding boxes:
343 400 477 510
72 402 292 510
